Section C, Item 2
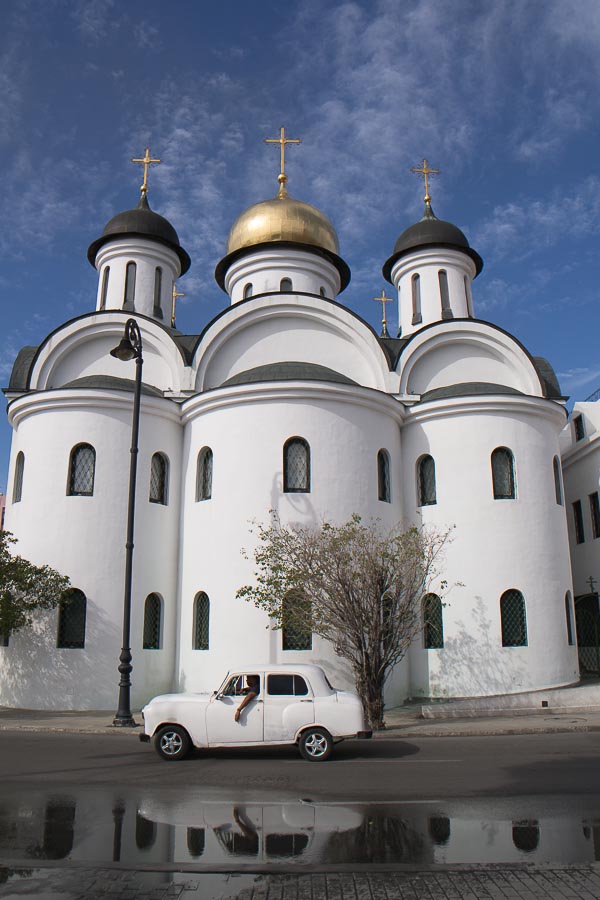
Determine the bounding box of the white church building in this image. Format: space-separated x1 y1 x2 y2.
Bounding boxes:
0 147 584 711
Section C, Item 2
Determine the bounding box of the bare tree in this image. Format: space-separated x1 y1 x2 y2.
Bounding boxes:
236 514 450 729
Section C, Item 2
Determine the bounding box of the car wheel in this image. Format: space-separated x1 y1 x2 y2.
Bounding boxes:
153 725 191 761
298 727 333 761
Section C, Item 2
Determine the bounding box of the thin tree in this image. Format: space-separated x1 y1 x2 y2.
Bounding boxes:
236 514 450 729
0 531 71 640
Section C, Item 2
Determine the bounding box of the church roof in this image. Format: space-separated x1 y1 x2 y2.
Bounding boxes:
87 194 191 274
58 375 164 396
418 382 525 402
382 201 483 282
220 361 358 388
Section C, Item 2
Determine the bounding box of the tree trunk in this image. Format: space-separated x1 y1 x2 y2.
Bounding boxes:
356 664 386 730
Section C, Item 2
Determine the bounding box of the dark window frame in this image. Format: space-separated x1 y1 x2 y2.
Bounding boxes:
500 589 528 647
124 261 136 310
193 592 210 650
153 267 163 319
280 277 293 291
411 273 422 325
283 437 311 493
282 591 312 650
573 499 585 544
565 591 574 646
491 447 516 500
149 452 169 505
377 449 391 502
590 492 600 539
143 593 162 650
417 454 437 506
57 589 87 649
574 415 585 441
67 444 96 497
196 447 213 501
423 593 444 649
13 451 24 503
553 456 563 505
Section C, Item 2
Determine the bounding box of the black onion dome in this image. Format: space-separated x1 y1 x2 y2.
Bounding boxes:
87 194 191 274
382 202 482 282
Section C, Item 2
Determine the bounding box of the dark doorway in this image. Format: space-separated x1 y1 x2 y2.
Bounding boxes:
575 593 600 674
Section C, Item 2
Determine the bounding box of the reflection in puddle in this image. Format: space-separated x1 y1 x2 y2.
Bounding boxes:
1 792 600 867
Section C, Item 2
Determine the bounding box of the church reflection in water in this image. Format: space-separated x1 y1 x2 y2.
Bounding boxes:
1 792 600 867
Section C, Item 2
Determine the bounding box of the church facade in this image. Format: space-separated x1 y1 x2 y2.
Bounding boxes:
0 149 580 710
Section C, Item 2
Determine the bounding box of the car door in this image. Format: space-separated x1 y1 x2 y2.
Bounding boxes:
205 673 264 745
263 673 314 742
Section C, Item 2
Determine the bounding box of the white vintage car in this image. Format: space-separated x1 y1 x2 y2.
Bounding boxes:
140 664 371 761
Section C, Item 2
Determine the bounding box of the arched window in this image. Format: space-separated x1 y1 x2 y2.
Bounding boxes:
280 277 293 291
553 456 563 505
423 593 444 649
13 451 24 503
153 267 163 318
99 266 109 310
565 591 574 646
193 592 210 650
187 828 205 858
196 447 213 501
500 589 527 647
124 261 136 309
439 270 452 319
428 817 450 846
417 455 436 506
411 273 422 325
319 286 326 297
243 283 253 299
57 588 87 649
149 453 168 505
377 450 391 502
143 593 162 650
492 447 516 499
68 444 95 496
512 821 539 853
282 591 312 650
464 275 474 317
283 437 310 493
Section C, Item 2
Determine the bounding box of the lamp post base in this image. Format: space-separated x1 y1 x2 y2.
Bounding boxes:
112 714 138 727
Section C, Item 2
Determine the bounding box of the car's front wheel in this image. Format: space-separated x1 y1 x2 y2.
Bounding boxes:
298 727 333 761
153 725 191 761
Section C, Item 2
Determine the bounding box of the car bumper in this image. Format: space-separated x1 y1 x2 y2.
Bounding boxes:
356 730 373 739
139 733 151 743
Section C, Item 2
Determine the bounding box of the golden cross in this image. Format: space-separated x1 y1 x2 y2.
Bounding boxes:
171 284 184 328
410 158 440 204
264 127 301 197
373 289 393 338
131 147 161 196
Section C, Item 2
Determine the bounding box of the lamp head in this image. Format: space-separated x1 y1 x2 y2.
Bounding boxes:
110 338 137 361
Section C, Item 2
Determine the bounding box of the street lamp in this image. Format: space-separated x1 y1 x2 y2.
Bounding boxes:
110 318 143 726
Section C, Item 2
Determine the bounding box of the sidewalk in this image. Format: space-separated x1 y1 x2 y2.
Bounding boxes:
2 678 600 738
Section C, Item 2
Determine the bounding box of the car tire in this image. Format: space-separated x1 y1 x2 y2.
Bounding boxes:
298 727 333 761
153 725 191 761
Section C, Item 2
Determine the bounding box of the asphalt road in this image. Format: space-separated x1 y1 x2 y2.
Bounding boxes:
2 729 600 801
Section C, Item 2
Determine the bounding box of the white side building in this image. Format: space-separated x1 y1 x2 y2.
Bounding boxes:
0 168 579 710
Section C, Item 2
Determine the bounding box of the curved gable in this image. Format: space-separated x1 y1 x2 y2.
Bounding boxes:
27 311 187 394
193 294 393 392
398 319 545 398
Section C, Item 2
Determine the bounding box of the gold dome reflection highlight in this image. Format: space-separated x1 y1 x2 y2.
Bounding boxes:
226 194 340 256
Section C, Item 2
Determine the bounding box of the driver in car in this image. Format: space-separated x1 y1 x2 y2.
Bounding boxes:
234 675 260 722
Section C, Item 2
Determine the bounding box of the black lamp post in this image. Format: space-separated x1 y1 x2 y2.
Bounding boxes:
110 318 143 726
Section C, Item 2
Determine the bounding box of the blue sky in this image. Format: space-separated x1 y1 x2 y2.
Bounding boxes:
1 0 599 490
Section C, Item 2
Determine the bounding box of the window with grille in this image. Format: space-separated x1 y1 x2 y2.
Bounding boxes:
243 283 253 299
149 453 168 505
377 450 391 502
282 591 312 650
423 593 444 649
283 437 310 493
13 451 24 503
153 267 163 318
500 589 527 647
565 591 574 646
124 261 136 309
573 500 585 544
196 447 213 501
491 447 516 499
590 492 600 539
57 589 86 649
280 277 292 291
574 415 585 441
68 444 95 496
417 455 436 506
193 592 210 650
143 593 162 649
439 270 453 319
100 266 109 310
411 273 422 325
553 456 563 505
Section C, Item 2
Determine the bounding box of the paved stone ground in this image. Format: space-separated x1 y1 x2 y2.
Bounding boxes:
3 867 600 899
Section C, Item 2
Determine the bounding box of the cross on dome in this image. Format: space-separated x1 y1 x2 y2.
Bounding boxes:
131 147 161 197
373 289 393 338
410 158 440 205
264 127 302 198
171 284 184 329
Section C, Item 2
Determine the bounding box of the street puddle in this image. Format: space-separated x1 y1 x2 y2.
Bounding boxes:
1 791 600 867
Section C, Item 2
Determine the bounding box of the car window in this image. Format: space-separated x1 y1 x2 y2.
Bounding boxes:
267 674 309 696
221 675 259 696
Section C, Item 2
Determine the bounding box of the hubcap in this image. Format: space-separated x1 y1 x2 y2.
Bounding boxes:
160 731 182 756
305 733 328 757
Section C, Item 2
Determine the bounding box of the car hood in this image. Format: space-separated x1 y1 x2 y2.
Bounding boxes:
143 692 212 709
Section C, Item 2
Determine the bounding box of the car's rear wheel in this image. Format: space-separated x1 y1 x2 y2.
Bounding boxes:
298 727 333 761
153 725 191 761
